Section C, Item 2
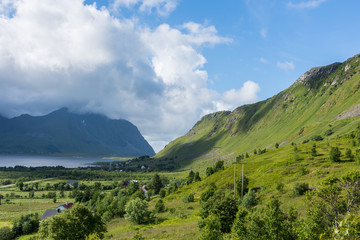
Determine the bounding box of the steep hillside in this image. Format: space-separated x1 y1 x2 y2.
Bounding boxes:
0 108 155 157
156 54 360 170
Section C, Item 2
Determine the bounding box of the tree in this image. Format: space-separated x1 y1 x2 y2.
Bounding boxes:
345 148 353 160
330 147 341 162
200 191 238 233
150 174 163 194
125 198 151 224
159 189 166 198
187 170 195 184
38 204 106 240
16 180 24 191
311 144 317 156
214 160 224 172
275 143 279 148
262 199 297 240
154 199 165 213
293 182 309 196
231 207 248 239
194 172 201 182
206 167 214 177
0 227 14 240
241 189 257 209
198 213 223 240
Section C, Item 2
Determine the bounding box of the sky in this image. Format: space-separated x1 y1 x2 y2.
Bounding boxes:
0 0 360 152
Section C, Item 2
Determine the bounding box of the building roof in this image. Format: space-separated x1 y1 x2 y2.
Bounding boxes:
67 180 79 184
41 209 58 220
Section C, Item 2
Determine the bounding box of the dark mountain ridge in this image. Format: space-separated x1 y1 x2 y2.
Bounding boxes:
0 108 155 157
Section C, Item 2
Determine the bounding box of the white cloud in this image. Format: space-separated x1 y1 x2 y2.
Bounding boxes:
277 61 295 71
260 28 267 38
214 81 261 111
0 0 249 153
112 0 178 16
288 0 327 9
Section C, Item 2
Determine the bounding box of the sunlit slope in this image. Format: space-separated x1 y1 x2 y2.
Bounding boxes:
156 54 360 170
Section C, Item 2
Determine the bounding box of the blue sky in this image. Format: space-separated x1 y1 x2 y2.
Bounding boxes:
0 0 359 152
86 0 360 99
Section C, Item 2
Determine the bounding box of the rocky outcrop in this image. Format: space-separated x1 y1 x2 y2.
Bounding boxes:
295 62 341 87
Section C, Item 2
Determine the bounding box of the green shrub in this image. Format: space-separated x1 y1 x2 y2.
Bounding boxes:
154 199 165 213
356 150 360 165
293 182 309 196
330 147 341 162
241 190 257 209
275 182 284 192
324 129 333 136
159 189 166 198
182 193 195 203
345 148 353 160
311 135 323 141
0 226 14 240
125 199 151 224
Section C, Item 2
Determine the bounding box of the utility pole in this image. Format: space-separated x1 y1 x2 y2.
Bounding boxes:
241 163 244 200
234 163 236 199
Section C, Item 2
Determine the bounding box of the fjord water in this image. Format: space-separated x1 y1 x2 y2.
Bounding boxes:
0 154 118 168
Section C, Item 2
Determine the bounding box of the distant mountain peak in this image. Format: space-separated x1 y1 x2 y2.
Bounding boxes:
0 108 155 157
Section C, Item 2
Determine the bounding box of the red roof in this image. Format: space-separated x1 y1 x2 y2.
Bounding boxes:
63 202 73 209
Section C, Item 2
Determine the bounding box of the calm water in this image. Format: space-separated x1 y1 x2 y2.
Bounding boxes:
0 154 120 168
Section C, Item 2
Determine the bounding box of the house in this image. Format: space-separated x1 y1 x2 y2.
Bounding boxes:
140 186 149 195
67 180 79 188
141 165 146 170
41 209 58 220
122 180 130 187
55 202 74 213
41 202 74 220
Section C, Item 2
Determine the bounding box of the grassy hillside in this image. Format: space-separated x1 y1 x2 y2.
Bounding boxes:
155 53 360 171
105 122 360 238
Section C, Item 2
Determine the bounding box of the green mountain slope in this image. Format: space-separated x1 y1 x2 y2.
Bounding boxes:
0 108 155 157
156 54 360 170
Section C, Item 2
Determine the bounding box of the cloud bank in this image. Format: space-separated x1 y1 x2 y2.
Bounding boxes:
0 0 260 152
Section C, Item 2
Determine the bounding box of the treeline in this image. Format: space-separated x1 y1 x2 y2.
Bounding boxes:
197 171 360 240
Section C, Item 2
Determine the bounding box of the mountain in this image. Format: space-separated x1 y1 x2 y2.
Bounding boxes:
0 108 155 157
155 53 360 170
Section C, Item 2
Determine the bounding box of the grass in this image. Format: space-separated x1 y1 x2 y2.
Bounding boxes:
155 54 360 173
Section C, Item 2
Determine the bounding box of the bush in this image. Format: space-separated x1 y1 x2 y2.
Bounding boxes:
356 150 360 165
182 193 195 203
275 182 284 192
159 189 166 198
206 167 214 177
132 232 145 240
200 191 238 233
345 148 353 160
125 199 151 224
154 199 165 213
311 135 323 141
293 182 309 196
39 205 106 239
324 129 333 136
200 184 216 203
241 190 257 209
0 226 14 240
330 147 341 162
